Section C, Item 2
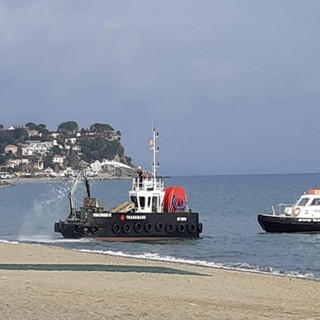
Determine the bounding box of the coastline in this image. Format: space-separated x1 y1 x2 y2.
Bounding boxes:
1 177 67 185
1 242 320 319
0 173 131 186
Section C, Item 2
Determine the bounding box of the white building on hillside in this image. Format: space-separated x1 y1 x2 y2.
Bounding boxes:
52 155 65 164
90 160 102 173
4 144 18 155
21 141 53 156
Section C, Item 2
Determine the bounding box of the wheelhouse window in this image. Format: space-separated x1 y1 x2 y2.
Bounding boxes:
311 198 320 206
139 196 145 208
152 196 157 210
130 196 138 207
297 197 309 206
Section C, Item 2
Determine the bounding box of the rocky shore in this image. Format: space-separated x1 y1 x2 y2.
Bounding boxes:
0 180 13 187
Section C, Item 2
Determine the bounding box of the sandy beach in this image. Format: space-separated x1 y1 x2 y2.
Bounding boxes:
0 242 319 320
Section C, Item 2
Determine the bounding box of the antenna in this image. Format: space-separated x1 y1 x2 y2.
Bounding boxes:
150 126 159 180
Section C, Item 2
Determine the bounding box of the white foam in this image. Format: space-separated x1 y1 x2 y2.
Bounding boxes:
75 249 318 280
0 238 316 280
0 239 19 245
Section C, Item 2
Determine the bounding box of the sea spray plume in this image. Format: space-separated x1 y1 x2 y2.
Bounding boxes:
18 182 71 241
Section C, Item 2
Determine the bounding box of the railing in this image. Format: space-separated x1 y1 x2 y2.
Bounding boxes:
132 176 164 191
272 203 293 215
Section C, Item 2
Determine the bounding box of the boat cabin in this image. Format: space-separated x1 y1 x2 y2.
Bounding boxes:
129 176 165 213
284 189 320 218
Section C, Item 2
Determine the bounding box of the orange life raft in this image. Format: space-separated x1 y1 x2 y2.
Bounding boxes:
307 189 320 195
163 186 188 213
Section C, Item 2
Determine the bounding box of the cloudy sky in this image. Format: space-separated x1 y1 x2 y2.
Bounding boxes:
1 1 320 175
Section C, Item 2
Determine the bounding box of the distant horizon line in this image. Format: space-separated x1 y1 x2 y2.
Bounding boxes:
165 171 320 177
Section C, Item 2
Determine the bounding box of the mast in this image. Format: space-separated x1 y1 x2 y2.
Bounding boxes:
150 127 159 181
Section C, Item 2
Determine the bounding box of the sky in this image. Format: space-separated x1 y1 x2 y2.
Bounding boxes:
1 1 320 176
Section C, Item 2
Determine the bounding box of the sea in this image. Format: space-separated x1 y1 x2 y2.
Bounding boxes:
1 173 320 280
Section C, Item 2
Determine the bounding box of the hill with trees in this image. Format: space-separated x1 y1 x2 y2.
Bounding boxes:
0 121 134 178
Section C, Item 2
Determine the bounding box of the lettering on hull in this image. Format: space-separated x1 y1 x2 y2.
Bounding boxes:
126 215 147 220
93 213 112 218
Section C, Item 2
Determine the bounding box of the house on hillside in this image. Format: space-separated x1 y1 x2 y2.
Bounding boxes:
21 141 53 156
90 160 102 173
7 125 19 130
71 145 81 152
28 129 41 137
52 155 65 165
34 159 44 171
4 145 18 155
44 167 56 177
7 158 29 168
65 137 77 145
50 132 60 139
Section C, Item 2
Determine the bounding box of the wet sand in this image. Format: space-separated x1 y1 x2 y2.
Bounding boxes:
0 242 320 320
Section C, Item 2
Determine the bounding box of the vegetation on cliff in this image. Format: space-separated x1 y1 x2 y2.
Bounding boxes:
0 121 132 175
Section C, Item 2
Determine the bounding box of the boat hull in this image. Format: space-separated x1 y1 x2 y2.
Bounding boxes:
257 214 320 233
54 211 202 239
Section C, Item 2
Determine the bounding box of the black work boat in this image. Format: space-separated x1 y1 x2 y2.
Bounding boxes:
54 128 202 239
258 189 320 233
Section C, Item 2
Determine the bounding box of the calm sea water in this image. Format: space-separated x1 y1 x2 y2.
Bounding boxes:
1 174 320 279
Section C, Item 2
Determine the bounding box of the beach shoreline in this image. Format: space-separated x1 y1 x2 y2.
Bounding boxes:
1 241 320 320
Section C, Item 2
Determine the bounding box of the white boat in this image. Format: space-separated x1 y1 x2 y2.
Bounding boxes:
258 189 320 233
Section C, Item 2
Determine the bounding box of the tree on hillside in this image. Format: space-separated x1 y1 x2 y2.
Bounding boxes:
64 151 80 170
57 121 79 134
125 156 132 165
0 124 4 130
52 146 63 156
0 154 5 166
0 131 14 144
36 124 50 139
90 123 114 133
78 136 124 162
25 122 37 130
13 128 28 142
80 128 88 135
43 155 54 170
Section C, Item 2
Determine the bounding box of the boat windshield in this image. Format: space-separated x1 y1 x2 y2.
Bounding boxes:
297 197 310 206
310 198 320 206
